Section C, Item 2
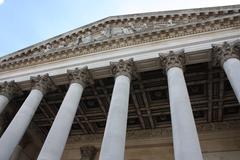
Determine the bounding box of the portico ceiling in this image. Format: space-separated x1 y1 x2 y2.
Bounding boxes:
2 61 238 138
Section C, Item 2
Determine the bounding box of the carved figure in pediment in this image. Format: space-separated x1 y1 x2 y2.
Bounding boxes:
73 36 82 46
141 23 148 31
152 21 165 29
167 19 174 26
67 41 74 47
122 27 134 34
152 20 176 29
82 31 93 43
111 26 134 36
111 27 124 36
128 22 147 32
128 22 135 31
94 25 112 41
101 24 112 38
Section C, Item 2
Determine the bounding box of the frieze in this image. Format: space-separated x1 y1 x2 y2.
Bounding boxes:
0 10 240 71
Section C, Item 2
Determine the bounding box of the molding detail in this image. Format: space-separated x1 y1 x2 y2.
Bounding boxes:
160 50 186 71
30 74 56 95
80 146 97 160
0 81 22 99
212 40 240 66
110 58 135 79
67 67 93 88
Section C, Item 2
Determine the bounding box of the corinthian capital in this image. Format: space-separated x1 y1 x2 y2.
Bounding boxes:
110 58 135 79
80 146 97 160
67 66 93 88
0 81 22 99
212 41 240 66
160 50 186 71
31 74 56 95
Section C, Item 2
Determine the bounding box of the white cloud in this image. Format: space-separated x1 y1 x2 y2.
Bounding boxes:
0 0 4 5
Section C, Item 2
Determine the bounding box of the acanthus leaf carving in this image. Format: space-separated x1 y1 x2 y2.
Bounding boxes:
67 66 93 87
110 58 136 79
212 41 240 66
0 81 23 99
159 50 186 72
30 74 56 95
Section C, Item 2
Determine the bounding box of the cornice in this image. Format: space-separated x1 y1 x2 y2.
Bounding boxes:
0 7 240 72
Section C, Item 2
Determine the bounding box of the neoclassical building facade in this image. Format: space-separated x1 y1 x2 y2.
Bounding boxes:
0 4 240 160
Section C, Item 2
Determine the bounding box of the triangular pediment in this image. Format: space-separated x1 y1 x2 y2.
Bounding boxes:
1 5 240 71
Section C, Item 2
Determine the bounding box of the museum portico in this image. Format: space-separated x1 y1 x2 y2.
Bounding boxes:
0 4 240 160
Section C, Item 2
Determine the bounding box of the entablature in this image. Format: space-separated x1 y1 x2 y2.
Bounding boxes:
0 26 239 89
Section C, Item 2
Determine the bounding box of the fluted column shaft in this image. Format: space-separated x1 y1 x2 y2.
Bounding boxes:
99 59 134 160
0 74 54 160
37 67 91 160
0 89 43 159
161 52 203 160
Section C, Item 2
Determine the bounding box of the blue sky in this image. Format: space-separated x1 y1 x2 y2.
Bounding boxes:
0 0 239 56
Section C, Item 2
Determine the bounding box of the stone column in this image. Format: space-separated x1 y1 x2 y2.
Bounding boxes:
0 74 55 160
99 59 134 160
160 51 203 160
37 67 92 160
212 41 240 103
80 146 97 160
0 81 22 114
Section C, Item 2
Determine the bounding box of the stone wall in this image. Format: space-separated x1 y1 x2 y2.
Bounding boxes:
62 125 240 160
